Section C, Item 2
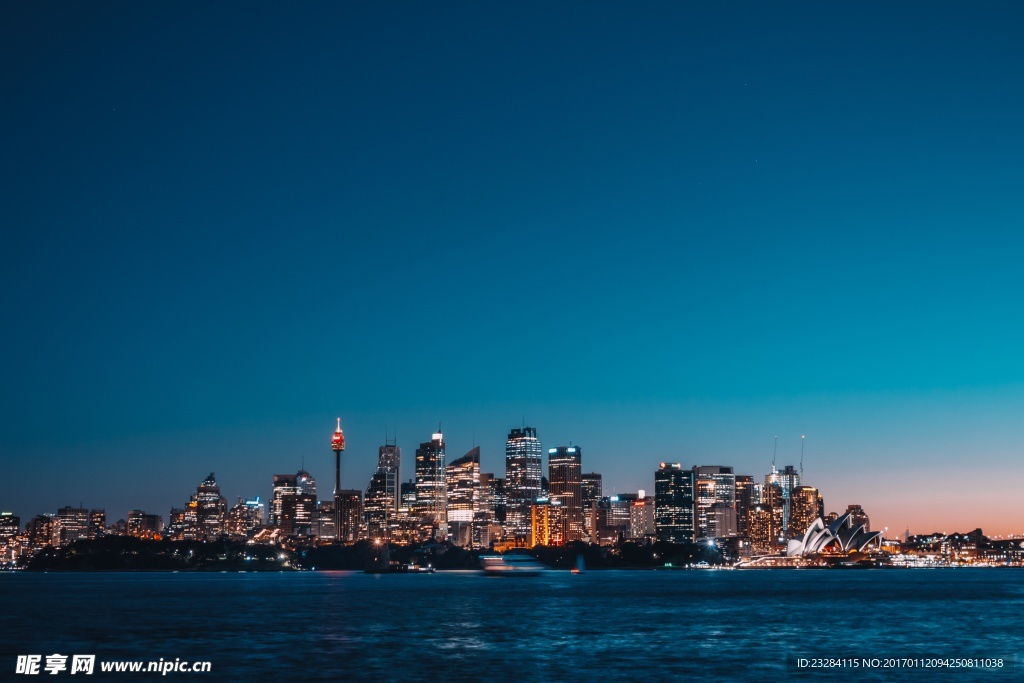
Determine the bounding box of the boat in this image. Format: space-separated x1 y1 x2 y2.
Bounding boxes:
480 553 547 576
571 554 586 574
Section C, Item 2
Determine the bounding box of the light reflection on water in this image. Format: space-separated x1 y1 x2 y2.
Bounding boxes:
1 569 1021 681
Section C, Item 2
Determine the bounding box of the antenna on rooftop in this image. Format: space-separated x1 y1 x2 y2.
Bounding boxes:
772 435 778 469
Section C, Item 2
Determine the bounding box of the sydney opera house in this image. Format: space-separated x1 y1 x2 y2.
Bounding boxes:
785 511 883 557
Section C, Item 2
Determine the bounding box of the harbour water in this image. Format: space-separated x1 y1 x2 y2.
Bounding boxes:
2 569 1021 681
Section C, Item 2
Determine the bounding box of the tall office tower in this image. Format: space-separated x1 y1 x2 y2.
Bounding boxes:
734 475 754 536
763 481 785 546
316 500 336 540
270 474 298 527
548 446 583 543
845 504 870 533
505 427 542 542
127 510 164 538
765 465 801 532
693 466 736 538
335 490 363 542
787 486 824 539
748 502 775 555
446 447 480 548
55 506 90 546
415 431 447 538
476 472 499 548
193 473 228 540
654 463 695 543
296 470 317 497
88 509 106 539
486 476 506 524
581 472 602 539
365 441 402 540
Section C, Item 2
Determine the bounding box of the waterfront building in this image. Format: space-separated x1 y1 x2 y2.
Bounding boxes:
654 463 695 543
335 490 363 543
56 506 90 546
88 509 106 539
27 515 56 550
748 502 776 555
581 472 602 539
192 473 227 540
530 497 565 546
280 493 317 537
788 486 825 539
694 466 735 538
505 427 543 542
365 441 402 540
415 431 447 538
765 465 801 532
446 446 480 548
548 446 583 543
629 497 656 540
270 474 299 528
316 500 336 540
735 475 754 536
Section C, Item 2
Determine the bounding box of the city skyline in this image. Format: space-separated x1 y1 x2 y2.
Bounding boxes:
4 419 1021 539
4 4 1024 539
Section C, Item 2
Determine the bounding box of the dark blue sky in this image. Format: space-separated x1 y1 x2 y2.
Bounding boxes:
3 2 1023 534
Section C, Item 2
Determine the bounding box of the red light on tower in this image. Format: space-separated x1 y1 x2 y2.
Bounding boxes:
332 417 346 453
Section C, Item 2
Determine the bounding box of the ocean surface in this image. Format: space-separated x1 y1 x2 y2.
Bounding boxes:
1 569 1021 682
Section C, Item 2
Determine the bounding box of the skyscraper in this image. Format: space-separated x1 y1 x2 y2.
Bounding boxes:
505 427 542 542
734 475 754 537
548 446 583 543
446 446 480 548
55 506 89 546
765 465 801 532
415 431 447 538
192 473 227 540
270 474 298 528
693 466 736 538
654 463 695 543
581 472 603 540
788 486 825 539
365 441 402 540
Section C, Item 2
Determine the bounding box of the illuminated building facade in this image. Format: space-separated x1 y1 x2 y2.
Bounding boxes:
734 475 754 536
530 497 565 546
415 431 447 537
280 493 317 537
693 466 735 538
127 509 164 538
548 446 583 543
335 490 363 543
655 463 694 543
446 447 480 548
88 509 106 539
316 500 336 540
0 513 20 540
709 502 738 538
56 506 90 546
765 465 801 532
270 474 298 528
581 472 602 539
630 498 656 540
788 486 825 539
365 442 402 540
193 473 227 540
226 497 264 538
748 502 776 555
505 427 542 542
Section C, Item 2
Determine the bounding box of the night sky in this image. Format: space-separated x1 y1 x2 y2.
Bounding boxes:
3 3 1023 536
